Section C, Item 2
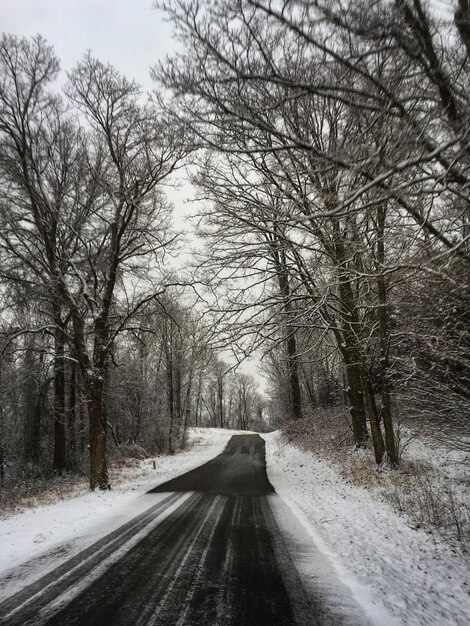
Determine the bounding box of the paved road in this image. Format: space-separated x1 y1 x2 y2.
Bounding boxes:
0 434 372 625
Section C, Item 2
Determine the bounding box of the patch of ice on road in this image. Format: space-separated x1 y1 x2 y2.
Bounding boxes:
262 431 470 626
0 427 236 599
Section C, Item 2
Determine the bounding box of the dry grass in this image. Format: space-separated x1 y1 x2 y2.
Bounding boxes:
284 410 470 549
0 444 147 517
0 438 188 518
0 474 88 517
386 464 470 544
108 442 150 466
283 407 354 453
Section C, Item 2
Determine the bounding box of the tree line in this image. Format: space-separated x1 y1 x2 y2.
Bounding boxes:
2 0 469 491
155 0 470 463
0 34 264 491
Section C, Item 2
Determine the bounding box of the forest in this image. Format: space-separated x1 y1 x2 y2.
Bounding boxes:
0 0 469 493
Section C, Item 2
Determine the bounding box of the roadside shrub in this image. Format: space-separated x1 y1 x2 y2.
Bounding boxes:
387 462 470 546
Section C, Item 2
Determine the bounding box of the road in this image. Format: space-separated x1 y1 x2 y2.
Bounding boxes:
0 434 372 625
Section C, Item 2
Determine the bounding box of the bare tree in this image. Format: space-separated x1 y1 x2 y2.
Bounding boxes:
156 0 470 461
63 55 188 488
0 36 188 488
0 35 96 474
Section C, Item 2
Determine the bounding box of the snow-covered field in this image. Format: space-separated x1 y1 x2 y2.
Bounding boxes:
263 431 470 626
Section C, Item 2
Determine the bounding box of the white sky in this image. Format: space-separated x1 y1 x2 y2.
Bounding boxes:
0 0 175 90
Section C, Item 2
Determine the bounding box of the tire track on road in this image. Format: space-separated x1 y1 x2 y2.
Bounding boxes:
0 492 189 625
0 434 374 626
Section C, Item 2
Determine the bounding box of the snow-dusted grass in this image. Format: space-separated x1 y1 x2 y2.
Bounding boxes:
283 412 470 545
263 430 470 626
0 427 236 598
323 428 470 547
390 430 470 542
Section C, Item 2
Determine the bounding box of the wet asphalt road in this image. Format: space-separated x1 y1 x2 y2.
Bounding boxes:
0 434 372 625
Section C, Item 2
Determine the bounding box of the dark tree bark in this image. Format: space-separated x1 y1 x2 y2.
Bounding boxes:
362 372 386 464
52 304 67 474
455 0 470 58
336 233 369 447
217 374 224 428
86 375 108 490
268 230 303 421
23 341 43 467
67 356 77 469
376 205 398 466
165 324 176 454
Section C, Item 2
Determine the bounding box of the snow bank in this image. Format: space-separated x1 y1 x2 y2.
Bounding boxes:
263 431 470 626
0 427 235 598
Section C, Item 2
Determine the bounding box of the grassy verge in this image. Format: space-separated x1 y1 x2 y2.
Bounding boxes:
283 410 470 550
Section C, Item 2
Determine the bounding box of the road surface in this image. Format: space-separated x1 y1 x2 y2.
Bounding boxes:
0 434 372 625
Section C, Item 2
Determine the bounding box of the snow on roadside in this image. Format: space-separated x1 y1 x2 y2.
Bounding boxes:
399 428 469 496
263 430 470 626
0 427 235 598
400 431 469 478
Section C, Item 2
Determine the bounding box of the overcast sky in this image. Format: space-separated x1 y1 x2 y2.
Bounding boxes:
0 0 175 90
3 1 196 218
1 0 201 271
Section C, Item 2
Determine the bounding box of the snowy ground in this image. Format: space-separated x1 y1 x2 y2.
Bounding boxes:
1 427 469 626
397 429 469 526
0 428 237 599
263 431 470 626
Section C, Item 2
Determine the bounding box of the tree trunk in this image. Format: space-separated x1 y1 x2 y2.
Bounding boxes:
166 333 175 454
343 355 369 447
86 373 109 490
362 372 386 464
0 362 4 488
52 308 67 474
23 343 42 466
79 387 87 454
335 232 369 447
301 363 317 412
0 413 3 488
182 371 193 433
286 331 303 421
175 362 182 427
67 357 77 469
338 307 368 447
376 205 398 466
132 338 146 443
275 246 303 421
70 311 110 489
195 370 203 428
217 375 224 428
